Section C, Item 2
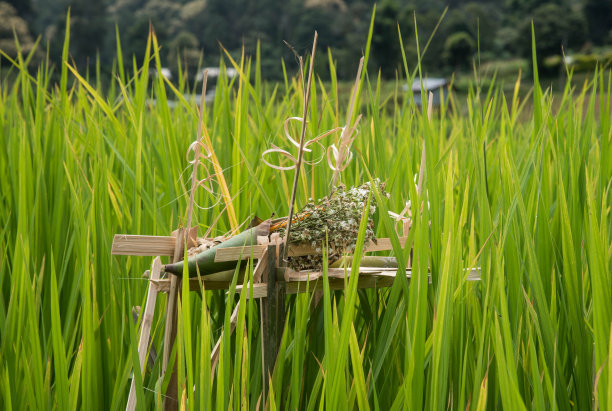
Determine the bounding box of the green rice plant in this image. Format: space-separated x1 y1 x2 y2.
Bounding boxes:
0 9 610 411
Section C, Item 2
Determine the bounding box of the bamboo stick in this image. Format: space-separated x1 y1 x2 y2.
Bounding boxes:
282 32 318 264
126 257 162 411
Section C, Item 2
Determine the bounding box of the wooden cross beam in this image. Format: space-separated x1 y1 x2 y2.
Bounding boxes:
145 267 481 295
111 227 198 256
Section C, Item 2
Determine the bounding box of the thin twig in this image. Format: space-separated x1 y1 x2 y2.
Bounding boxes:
185 70 209 230
282 31 318 263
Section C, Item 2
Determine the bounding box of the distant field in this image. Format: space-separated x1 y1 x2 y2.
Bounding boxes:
0 34 611 410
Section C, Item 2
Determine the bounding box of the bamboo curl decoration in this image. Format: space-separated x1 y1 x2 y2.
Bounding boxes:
326 114 362 172
185 139 223 209
261 116 343 171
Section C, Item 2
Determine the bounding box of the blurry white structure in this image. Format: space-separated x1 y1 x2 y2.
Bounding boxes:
152 67 173 80
404 78 448 107
196 67 237 82
196 67 238 103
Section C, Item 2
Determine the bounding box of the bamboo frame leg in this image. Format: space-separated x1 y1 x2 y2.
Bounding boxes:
126 257 162 411
162 275 179 410
261 244 286 405
163 228 186 411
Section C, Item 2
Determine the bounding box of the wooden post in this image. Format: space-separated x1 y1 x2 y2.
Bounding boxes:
261 244 286 404
126 257 162 411
162 228 186 411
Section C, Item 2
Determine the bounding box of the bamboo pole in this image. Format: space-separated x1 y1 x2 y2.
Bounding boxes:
126 258 162 411
282 32 318 264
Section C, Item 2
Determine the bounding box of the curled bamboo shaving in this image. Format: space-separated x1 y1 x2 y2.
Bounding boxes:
183 74 224 212
329 56 364 186
326 116 361 172
261 116 342 171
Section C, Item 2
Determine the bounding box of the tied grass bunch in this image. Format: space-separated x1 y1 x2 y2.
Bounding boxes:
279 180 388 271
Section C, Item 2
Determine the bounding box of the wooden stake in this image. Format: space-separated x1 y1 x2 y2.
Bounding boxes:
126 257 162 411
162 229 186 411
261 244 286 405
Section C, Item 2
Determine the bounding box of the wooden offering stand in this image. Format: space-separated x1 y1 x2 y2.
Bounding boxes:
113 216 480 410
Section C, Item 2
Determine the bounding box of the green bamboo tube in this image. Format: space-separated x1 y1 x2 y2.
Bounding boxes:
163 226 265 277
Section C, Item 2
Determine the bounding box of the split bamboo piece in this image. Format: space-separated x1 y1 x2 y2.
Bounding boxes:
126 257 162 411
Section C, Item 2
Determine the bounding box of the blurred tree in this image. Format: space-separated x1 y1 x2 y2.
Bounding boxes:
583 0 612 45
461 3 501 54
519 2 586 65
168 30 201 75
372 0 402 77
506 0 569 15
121 17 160 65
331 0 373 78
0 2 41 64
443 31 475 68
412 9 445 74
31 0 64 37
136 0 182 40
51 0 109 69
494 26 521 56
445 9 471 36
180 0 207 38
18 0 604 81
5 0 33 19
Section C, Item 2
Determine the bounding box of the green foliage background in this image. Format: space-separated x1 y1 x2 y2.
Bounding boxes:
2 0 612 80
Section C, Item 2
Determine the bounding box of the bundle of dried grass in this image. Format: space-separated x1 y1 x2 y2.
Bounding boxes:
277 179 388 271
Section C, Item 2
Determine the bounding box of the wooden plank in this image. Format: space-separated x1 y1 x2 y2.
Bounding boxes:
112 230 199 256
112 232 409 260
112 235 176 256
364 237 408 252
152 279 232 293
153 268 481 295
214 236 409 262
287 276 396 294
254 268 483 297
233 283 268 298
126 257 162 411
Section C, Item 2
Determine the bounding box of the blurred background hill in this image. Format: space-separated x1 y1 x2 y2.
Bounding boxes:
2 0 612 82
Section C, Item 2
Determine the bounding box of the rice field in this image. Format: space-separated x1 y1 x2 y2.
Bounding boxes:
0 25 611 410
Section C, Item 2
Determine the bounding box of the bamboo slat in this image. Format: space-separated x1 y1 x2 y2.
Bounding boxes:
150 268 481 295
112 235 176 256
112 228 199 256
